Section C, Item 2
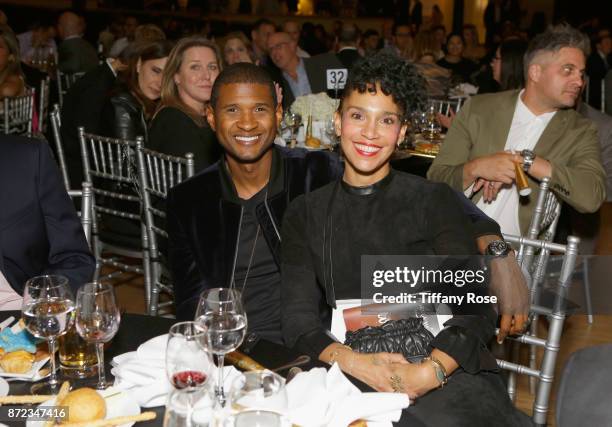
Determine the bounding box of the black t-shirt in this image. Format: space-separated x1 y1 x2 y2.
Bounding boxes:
233 186 283 344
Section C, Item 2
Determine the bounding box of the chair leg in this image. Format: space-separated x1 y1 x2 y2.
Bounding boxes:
93 236 102 281
150 261 160 317
529 315 539 394
507 341 518 402
533 311 564 426
141 224 153 315
582 256 594 324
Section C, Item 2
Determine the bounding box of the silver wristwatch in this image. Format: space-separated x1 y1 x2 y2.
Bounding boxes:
486 240 510 258
521 149 535 173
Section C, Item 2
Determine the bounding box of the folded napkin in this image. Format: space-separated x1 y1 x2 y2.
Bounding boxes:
284 363 409 427
112 334 241 408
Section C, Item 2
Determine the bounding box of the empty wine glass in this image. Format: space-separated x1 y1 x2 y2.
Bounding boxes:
21 275 75 394
282 112 302 148
75 282 121 390
228 370 288 425
166 322 214 427
323 117 338 150
195 288 247 407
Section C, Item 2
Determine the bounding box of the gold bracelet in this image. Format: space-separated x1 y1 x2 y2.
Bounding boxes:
328 344 352 366
423 356 448 387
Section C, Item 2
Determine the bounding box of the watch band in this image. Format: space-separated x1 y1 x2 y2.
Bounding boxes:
521 149 535 173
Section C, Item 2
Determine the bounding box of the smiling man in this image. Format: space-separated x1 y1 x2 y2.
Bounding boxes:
165 63 342 342
428 24 606 237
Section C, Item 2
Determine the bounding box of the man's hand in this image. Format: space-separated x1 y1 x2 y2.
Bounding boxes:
498 313 529 344
463 152 522 189
473 178 504 202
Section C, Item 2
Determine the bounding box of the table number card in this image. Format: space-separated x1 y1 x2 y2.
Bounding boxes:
326 69 348 91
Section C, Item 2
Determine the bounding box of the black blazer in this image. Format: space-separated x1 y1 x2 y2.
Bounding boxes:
60 62 117 186
57 37 99 74
0 136 95 295
336 48 362 71
148 107 220 173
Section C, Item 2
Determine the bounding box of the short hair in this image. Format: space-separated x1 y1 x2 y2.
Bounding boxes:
339 51 426 119
338 24 359 44
523 23 590 78
210 63 277 110
252 18 275 33
392 21 411 36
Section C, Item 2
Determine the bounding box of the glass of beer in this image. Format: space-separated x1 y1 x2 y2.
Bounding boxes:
59 325 98 378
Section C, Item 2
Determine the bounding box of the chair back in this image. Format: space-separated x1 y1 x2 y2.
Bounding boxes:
135 139 195 315
57 70 85 106
498 234 580 425
1 89 36 135
50 104 71 191
429 97 464 116
38 77 51 133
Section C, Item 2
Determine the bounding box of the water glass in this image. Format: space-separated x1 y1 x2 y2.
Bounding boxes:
164 388 212 427
21 275 75 394
195 288 247 407
75 282 121 389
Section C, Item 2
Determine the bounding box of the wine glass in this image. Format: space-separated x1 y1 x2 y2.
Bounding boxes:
282 112 302 148
195 288 247 407
323 117 338 150
226 370 288 426
21 275 75 394
166 321 214 427
75 282 121 390
422 103 442 141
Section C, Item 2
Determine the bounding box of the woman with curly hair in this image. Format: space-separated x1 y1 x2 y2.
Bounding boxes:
280 51 530 425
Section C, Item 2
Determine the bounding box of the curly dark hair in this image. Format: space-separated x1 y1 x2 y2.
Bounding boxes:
339 51 427 119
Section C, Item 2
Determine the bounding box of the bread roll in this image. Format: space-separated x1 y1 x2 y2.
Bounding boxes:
0 350 34 373
60 388 106 424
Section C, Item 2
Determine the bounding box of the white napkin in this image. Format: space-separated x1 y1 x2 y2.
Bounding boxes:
284 363 409 427
112 334 241 408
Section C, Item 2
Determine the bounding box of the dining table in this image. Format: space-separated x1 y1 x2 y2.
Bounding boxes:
0 311 427 427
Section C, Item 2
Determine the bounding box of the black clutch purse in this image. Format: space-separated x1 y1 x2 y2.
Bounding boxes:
344 318 434 362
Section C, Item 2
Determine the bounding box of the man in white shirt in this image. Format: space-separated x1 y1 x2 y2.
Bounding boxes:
282 20 310 58
428 24 606 236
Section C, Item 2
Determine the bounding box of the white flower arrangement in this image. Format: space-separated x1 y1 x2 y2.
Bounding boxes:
290 92 340 122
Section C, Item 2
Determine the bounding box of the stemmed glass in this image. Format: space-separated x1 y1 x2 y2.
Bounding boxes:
226 371 288 426
323 117 338 150
195 288 247 407
75 282 121 390
165 321 214 427
283 112 302 148
21 275 75 394
422 103 442 141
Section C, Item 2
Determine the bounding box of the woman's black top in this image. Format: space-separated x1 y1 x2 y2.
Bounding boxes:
280 169 498 373
148 106 220 172
102 89 148 141
436 57 479 84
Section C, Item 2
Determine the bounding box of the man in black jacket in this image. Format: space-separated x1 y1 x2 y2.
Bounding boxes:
167 63 527 344
0 135 95 309
60 58 125 187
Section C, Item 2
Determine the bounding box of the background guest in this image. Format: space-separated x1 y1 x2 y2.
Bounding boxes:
16 18 57 66
436 33 478 85
149 37 221 172
335 23 362 71
56 11 98 74
103 40 173 141
250 18 275 66
462 24 487 63
220 32 255 66
0 24 25 99
108 15 139 58
283 20 310 58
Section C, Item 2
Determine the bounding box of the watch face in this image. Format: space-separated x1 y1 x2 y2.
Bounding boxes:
489 240 509 256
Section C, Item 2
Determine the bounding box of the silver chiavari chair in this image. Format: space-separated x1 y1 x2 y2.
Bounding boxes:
50 104 71 191
1 88 36 135
78 127 152 303
135 139 195 316
429 97 464 116
68 181 93 246
497 234 580 427
56 70 85 107
38 77 51 134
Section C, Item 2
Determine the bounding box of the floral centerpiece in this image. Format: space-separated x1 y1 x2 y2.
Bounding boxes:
290 92 339 121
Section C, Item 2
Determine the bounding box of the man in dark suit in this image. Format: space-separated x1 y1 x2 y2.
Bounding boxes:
56 11 98 74
586 34 611 110
336 24 361 71
0 136 95 309
266 31 343 110
60 57 125 187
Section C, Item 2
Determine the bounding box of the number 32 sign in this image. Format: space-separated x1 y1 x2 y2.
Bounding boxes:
326 69 348 90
